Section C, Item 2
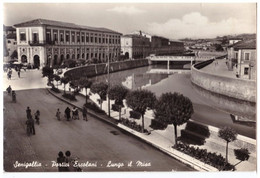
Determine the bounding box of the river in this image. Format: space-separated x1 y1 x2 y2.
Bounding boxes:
91 64 256 139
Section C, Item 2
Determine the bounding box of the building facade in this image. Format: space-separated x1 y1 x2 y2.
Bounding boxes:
14 19 121 68
131 31 184 56
3 25 17 62
151 36 184 56
120 34 150 59
227 39 256 80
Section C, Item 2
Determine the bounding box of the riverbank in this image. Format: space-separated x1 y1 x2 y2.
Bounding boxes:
64 59 149 80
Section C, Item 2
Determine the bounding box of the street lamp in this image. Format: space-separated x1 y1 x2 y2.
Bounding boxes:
107 47 111 117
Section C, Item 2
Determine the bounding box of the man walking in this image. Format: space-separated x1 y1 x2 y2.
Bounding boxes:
82 106 87 121
26 107 32 119
65 107 71 121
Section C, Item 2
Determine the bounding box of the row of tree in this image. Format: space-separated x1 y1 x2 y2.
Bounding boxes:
42 66 194 146
42 66 250 167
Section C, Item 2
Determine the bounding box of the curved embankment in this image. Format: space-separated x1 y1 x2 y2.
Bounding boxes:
64 59 149 80
191 59 256 103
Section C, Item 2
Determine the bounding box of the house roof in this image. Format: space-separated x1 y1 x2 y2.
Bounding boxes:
14 18 121 34
123 34 149 39
232 39 256 50
4 25 16 32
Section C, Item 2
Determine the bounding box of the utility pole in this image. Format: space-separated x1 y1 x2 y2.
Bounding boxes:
107 48 111 117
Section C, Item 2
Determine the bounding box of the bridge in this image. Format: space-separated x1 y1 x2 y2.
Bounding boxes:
147 55 214 72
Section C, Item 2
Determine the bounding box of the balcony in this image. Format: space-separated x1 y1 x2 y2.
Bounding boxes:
29 40 46 46
29 40 56 46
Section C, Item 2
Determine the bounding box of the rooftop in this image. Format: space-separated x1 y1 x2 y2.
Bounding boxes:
13 18 121 34
3 25 16 32
232 39 256 49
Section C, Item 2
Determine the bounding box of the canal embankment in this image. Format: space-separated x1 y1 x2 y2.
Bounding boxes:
191 59 256 103
64 59 149 80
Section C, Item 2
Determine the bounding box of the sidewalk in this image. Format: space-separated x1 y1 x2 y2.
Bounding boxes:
200 58 237 79
47 87 256 172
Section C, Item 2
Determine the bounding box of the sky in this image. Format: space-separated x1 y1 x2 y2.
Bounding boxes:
2 2 257 40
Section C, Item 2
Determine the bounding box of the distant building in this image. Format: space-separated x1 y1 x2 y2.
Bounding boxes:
228 38 243 45
227 39 256 80
151 36 184 56
132 31 184 56
14 19 121 68
120 34 150 59
3 25 17 62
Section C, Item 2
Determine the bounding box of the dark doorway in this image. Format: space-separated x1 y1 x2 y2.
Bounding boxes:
33 55 40 69
53 55 58 66
60 55 64 65
125 52 129 59
21 55 27 63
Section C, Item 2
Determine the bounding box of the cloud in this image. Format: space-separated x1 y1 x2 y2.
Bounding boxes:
107 6 146 15
147 12 256 39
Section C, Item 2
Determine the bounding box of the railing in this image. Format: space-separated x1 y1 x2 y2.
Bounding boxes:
28 40 56 46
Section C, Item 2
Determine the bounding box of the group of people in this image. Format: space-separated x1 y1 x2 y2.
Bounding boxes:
57 150 81 172
6 85 16 102
25 106 40 136
57 106 87 121
6 66 22 80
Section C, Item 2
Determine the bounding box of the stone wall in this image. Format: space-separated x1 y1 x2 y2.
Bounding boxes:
191 60 256 103
64 59 149 80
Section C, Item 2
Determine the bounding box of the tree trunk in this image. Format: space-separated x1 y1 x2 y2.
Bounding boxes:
100 100 102 109
63 85 66 94
141 114 144 133
85 88 88 104
226 141 229 162
174 124 178 145
234 160 242 167
119 106 121 120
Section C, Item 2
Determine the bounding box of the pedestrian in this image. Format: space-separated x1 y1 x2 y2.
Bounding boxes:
75 107 79 120
26 107 32 119
57 151 67 172
82 106 87 121
65 107 71 121
34 110 40 125
6 85 12 95
72 107 76 120
12 91 16 103
56 108 61 121
25 118 31 136
7 70 11 80
27 116 35 135
65 150 74 172
17 70 20 78
8 68 12 79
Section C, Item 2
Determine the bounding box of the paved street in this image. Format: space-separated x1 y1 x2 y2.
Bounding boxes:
4 89 194 172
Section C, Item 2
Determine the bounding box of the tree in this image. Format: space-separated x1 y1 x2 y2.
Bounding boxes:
78 77 93 104
108 85 129 120
60 77 69 94
154 92 194 145
69 79 80 95
126 89 156 133
90 82 108 109
53 74 61 88
233 148 250 168
215 44 224 51
218 126 237 163
10 50 18 59
42 66 54 86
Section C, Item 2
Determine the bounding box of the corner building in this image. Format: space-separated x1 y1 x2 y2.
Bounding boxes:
14 19 121 68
